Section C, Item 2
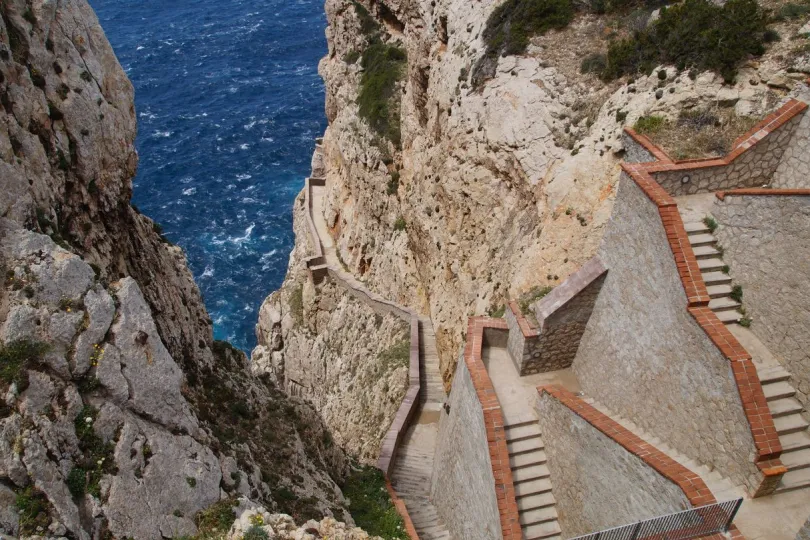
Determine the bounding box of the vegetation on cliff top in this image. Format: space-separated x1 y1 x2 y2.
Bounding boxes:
342 466 408 539
474 0 772 85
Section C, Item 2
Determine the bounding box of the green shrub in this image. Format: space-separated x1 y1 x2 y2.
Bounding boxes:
0 340 49 391
195 498 239 538
777 2 810 19
730 284 743 303
16 487 51 536
473 0 574 85
602 0 769 82
633 115 666 134
243 526 270 540
67 467 87 497
393 216 406 231
358 42 407 148
703 216 718 233
615 110 628 123
289 285 304 325
581 52 607 74
344 50 361 64
386 171 400 195
342 466 408 539
378 339 410 369
352 1 380 36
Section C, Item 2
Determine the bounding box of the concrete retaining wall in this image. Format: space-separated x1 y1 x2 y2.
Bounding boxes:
431 358 502 540
536 392 691 537
714 194 810 411
573 175 762 492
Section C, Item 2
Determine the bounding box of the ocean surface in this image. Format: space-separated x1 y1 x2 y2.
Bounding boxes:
90 0 328 351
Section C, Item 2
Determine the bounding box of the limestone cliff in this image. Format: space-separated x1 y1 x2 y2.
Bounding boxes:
258 0 810 398
0 1 357 538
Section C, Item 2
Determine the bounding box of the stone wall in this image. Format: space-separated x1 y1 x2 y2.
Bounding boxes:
714 194 810 411
430 358 502 540
651 112 802 197
536 393 691 537
573 175 762 492
622 131 660 163
773 110 810 189
504 303 536 373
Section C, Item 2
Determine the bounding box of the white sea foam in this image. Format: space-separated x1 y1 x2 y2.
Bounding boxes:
152 130 172 138
201 266 214 278
239 144 249 150
236 174 252 181
182 187 197 196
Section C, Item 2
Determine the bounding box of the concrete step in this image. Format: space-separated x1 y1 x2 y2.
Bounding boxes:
515 478 553 498
698 257 726 272
775 414 810 436
511 451 548 470
709 297 741 312
706 284 733 298
775 467 810 493
505 423 542 443
508 437 544 456
781 448 810 472
768 397 804 418
692 245 721 260
781 431 810 453
523 520 562 540
688 233 717 247
717 311 742 324
702 271 732 286
518 492 556 512
757 365 792 385
685 222 711 234
519 506 558 527
764 381 796 402
512 464 550 484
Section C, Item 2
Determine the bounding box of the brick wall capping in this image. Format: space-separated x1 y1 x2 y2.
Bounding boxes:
464 316 523 540
507 300 539 337
716 188 810 200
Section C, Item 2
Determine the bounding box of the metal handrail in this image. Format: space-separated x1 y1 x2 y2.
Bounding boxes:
570 498 743 540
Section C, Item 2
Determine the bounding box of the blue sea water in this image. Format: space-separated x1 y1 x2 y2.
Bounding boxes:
89 0 328 351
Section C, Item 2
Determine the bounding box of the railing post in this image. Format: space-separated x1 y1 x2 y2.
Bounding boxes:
630 522 642 540
724 498 743 532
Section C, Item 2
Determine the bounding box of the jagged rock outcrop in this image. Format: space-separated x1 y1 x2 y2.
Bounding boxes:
261 0 810 390
1 1 356 538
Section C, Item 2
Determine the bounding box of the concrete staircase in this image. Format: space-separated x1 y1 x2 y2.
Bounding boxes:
504 419 561 540
580 395 746 502
684 219 810 493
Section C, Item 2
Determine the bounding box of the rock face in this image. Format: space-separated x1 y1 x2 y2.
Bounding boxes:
260 0 808 393
0 1 355 538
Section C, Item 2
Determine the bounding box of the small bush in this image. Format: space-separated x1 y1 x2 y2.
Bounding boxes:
243 526 270 540
602 0 770 82
195 498 239 538
80 70 92 82
763 29 781 43
289 285 304 325
580 52 607 74
342 466 408 539
488 305 506 318
730 284 743 303
352 1 380 36
16 487 51 536
393 216 406 231
378 339 410 370
615 110 628 123
67 467 87 497
633 115 666 134
777 2 810 19
387 171 400 195
344 50 361 64
0 340 49 391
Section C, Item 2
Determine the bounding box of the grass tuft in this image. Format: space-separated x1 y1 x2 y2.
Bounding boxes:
342 466 408 539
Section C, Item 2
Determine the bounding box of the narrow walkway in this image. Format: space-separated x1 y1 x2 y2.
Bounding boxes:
482 345 571 540
307 152 451 539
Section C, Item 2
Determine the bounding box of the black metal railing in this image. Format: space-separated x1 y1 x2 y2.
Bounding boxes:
571 498 743 540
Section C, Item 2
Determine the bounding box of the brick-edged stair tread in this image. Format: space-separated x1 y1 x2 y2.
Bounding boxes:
523 520 562 539
520 506 558 527
698 258 726 271
764 381 796 401
706 284 733 298
775 467 810 493
768 397 804 418
717 310 742 324
701 271 732 285
757 365 791 384
692 245 721 259
684 222 711 234
510 451 548 470
505 423 542 442
709 297 741 311
781 431 810 452
780 448 810 471
518 492 556 512
774 414 810 435
687 233 717 247
508 437 544 456
515 477 553 498
512 464 550 483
